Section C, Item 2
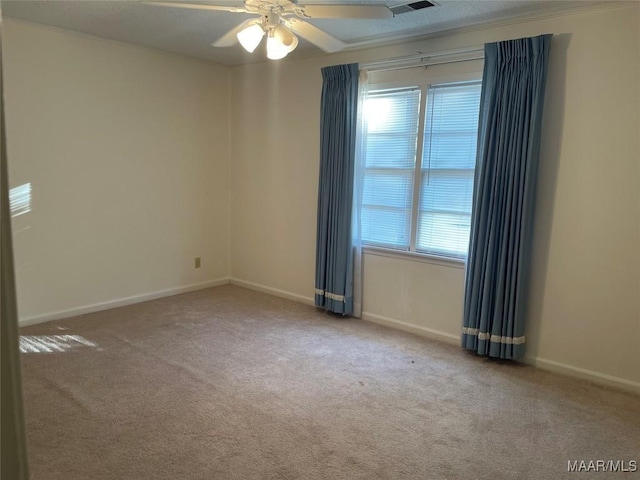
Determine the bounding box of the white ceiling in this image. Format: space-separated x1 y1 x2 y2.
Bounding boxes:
1 0 604 65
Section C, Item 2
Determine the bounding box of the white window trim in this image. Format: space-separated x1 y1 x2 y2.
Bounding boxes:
361 67 483 267
363 245 466 269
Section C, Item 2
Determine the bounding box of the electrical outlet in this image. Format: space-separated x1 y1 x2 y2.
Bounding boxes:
194 257 201 269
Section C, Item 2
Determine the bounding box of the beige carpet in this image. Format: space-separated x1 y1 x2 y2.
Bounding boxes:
19 285 640 479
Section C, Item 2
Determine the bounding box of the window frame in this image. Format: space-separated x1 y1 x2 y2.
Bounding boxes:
361 67 483 266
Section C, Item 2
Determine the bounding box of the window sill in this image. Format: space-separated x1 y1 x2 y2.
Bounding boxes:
362 246 466 270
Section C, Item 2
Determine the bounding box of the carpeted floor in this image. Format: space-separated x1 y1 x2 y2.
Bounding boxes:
19 285 640 479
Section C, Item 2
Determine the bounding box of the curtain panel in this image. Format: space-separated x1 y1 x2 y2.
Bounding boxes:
462 34 552 359
0 14 30 478
315 63 359 315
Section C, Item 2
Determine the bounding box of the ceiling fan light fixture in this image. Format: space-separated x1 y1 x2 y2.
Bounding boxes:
149 0 391 59
266 25 298 60
237 23 265 53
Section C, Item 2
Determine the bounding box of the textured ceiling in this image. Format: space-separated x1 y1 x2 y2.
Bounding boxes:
1 0 604 65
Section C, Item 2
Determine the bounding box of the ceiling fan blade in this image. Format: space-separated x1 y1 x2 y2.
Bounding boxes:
212 19 258 47
286 18 345 53
299 4 392 19
144 2 247 13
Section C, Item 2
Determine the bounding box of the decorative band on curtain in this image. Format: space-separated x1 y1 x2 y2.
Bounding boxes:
314 63 359 315
462 34 552 360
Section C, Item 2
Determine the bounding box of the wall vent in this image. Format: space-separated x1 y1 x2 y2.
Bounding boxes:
390 0 436 15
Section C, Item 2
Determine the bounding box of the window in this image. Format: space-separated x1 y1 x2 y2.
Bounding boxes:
360 79 481 260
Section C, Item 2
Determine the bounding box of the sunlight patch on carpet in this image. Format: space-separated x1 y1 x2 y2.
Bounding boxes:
20 335 98 354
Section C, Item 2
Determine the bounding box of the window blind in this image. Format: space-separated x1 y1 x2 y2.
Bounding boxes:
361 88 421 249
417 81 482 257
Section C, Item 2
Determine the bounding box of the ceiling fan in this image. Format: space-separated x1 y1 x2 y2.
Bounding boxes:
146 0 393 59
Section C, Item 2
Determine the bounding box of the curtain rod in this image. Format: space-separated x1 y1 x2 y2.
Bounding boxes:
360 46 484 73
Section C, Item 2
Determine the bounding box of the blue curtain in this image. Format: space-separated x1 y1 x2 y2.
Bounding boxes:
315 63 359 315
462 35 552 359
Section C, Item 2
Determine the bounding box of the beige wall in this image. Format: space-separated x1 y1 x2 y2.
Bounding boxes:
4 21 231 322
4 5 638 391
230 4 640 389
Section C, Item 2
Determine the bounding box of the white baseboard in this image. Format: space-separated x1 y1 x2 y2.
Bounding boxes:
361 311 460 346
19 278 231 327
523 355 640 395
362 312 640 395
229 278 315 306
227 282 640 395
21 275 640 395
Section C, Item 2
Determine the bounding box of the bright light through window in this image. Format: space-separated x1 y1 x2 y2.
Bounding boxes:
363 96 392 132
